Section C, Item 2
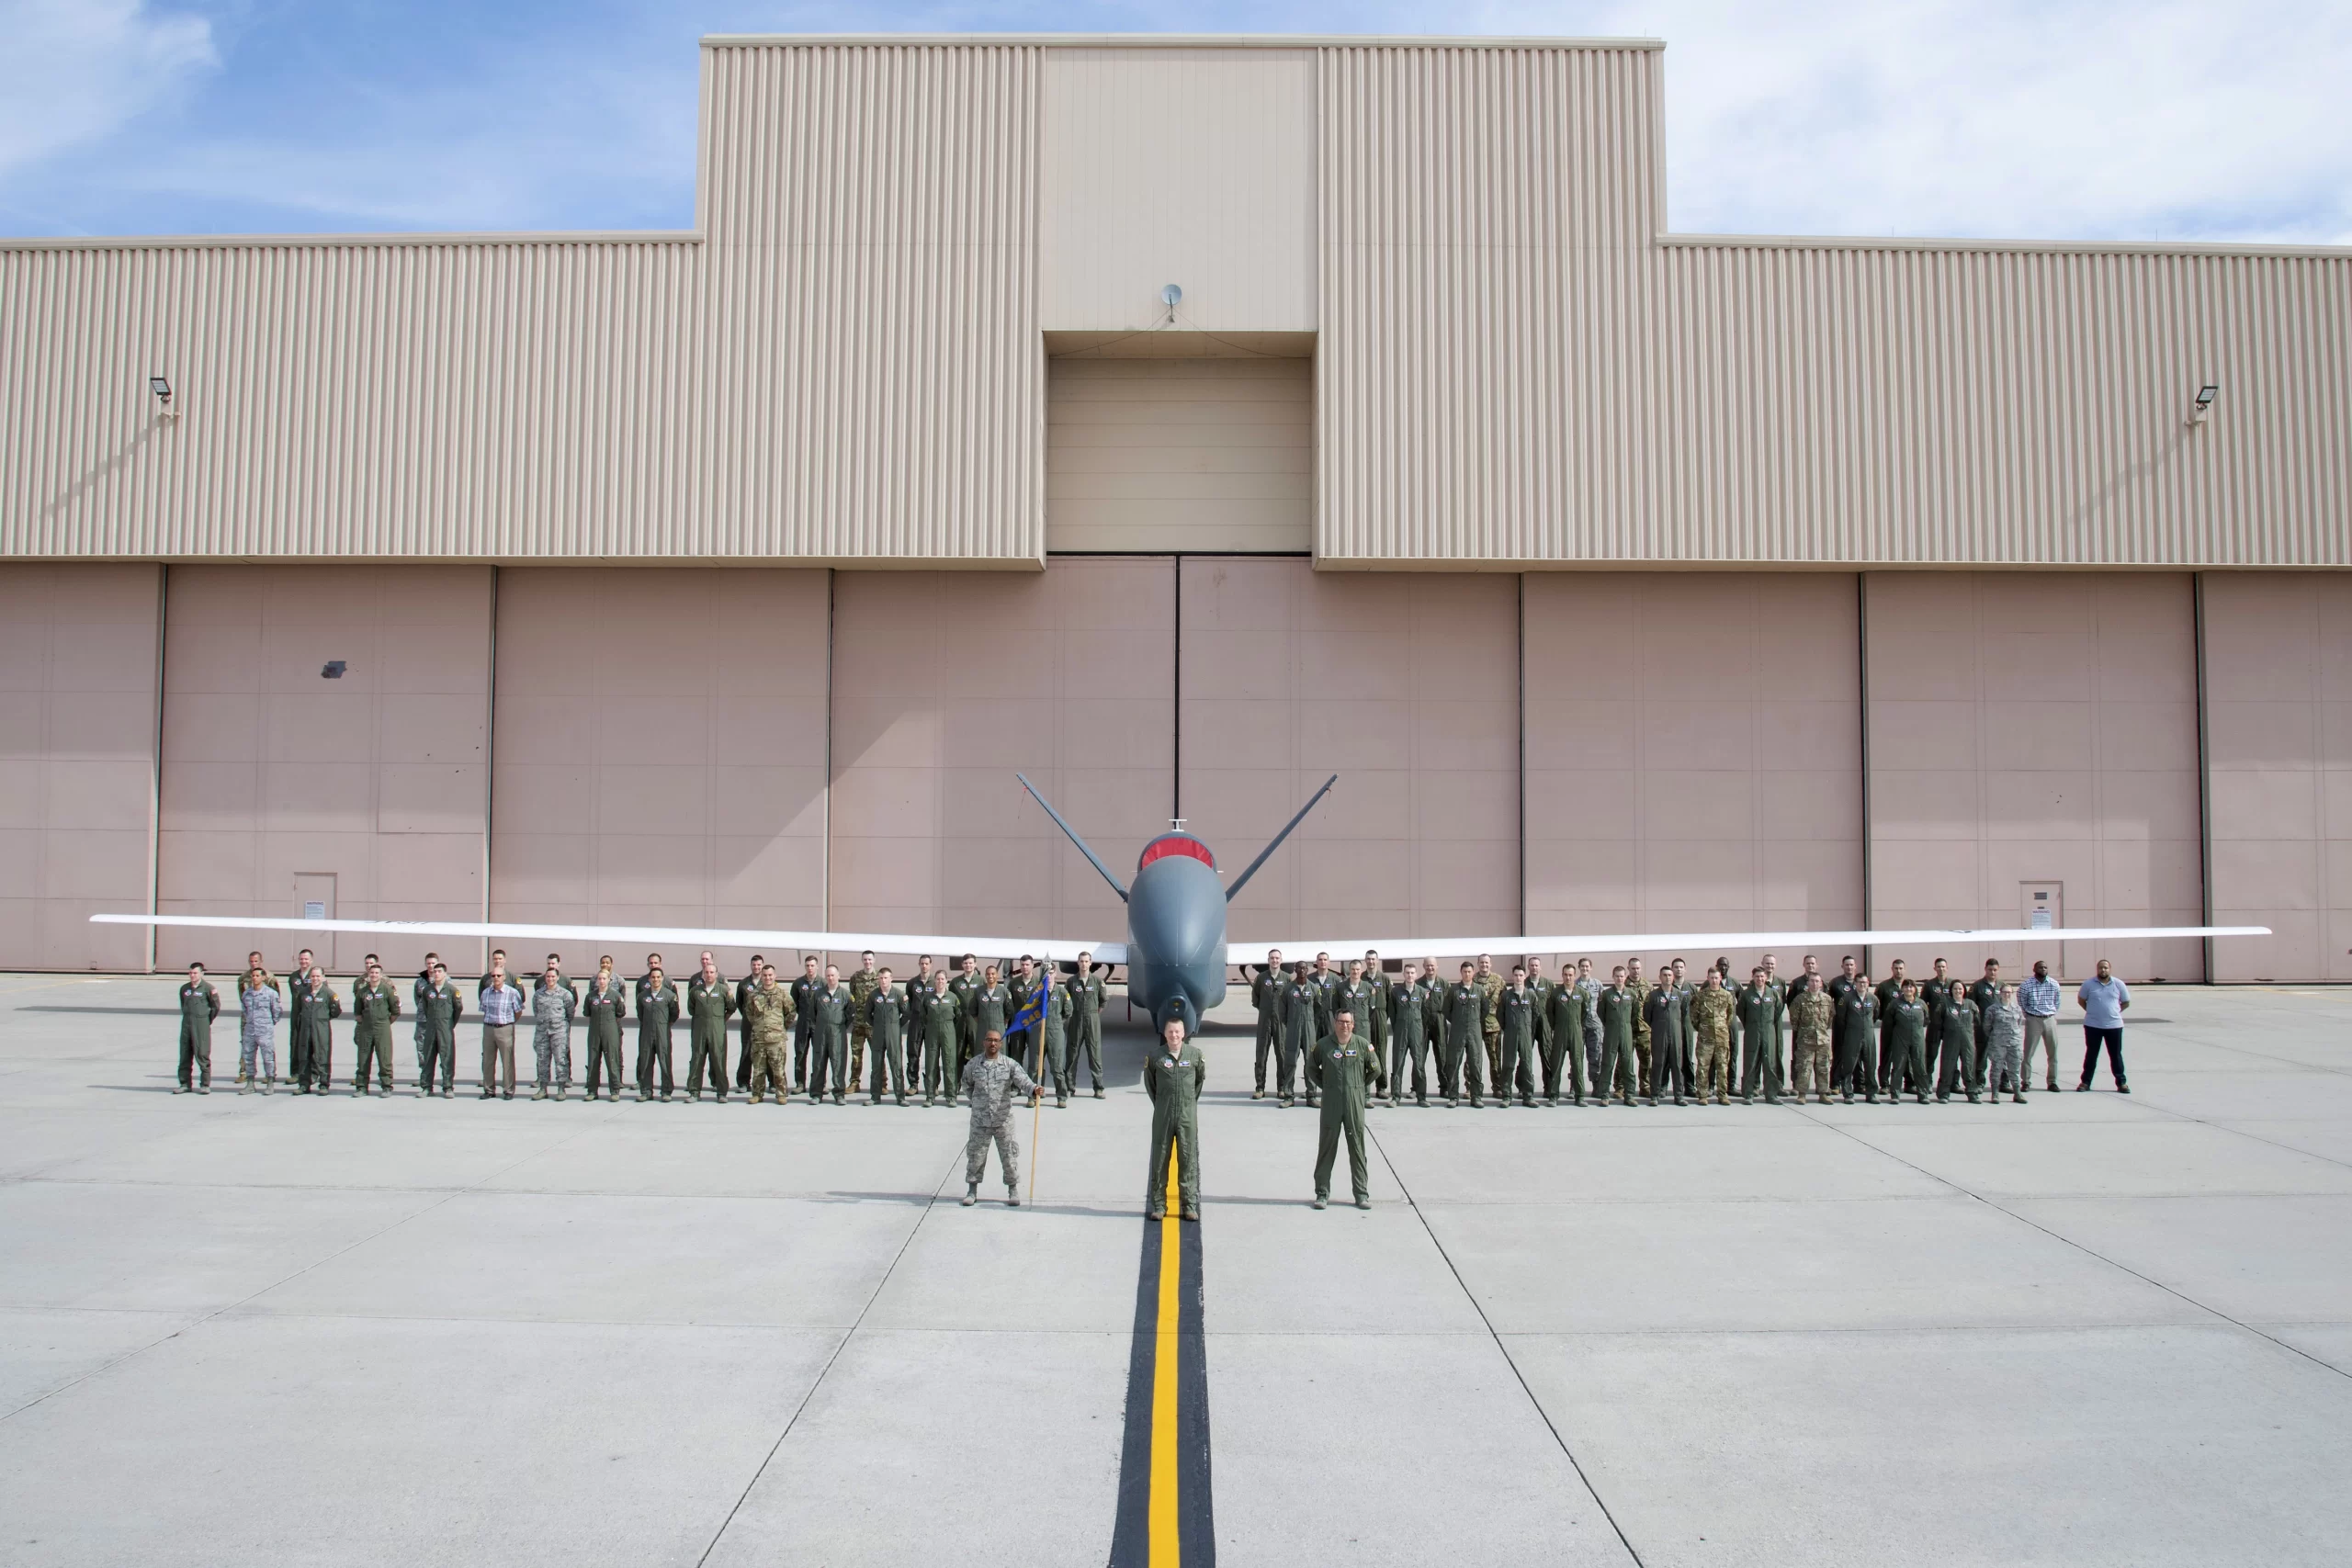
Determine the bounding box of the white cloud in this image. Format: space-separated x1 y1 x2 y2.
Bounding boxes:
0 0 217 177
1473 0 2352 243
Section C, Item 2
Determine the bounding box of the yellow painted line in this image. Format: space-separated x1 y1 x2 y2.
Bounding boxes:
1148 1143 1182 1566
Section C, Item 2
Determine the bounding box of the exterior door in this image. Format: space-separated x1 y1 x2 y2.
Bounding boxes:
2020 882 2064 981
293 874 337 973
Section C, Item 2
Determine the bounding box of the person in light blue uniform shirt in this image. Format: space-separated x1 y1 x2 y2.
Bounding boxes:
2075 958 2131 1092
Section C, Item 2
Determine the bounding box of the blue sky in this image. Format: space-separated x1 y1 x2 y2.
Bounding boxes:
3 0 2347 243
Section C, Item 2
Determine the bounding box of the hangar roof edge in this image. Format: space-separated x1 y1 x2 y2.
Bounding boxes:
696 33 1669 51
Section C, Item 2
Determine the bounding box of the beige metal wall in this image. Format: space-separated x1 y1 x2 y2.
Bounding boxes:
156 565 491 976
486 568 829 979
1046 356 1313 553
1864 572 2205 981
1181 557 1518 950
0 564 158 970
2202 572 2352 982
4 42 1043 563
1039 46 1316 332
1521 572 1863 976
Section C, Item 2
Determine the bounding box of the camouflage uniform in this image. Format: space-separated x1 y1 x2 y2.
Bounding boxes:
238 982 283 1086
1475 970 1507 1083
742 978 796 1102
846 964 879 1087
1982 998 2025 1099
959 1053 1038 1193
1690 984 1739 1104
531 979 576 1093
1790 987 1836 1100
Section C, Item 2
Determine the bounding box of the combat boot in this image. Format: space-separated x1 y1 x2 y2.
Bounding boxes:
961 1184 978 1207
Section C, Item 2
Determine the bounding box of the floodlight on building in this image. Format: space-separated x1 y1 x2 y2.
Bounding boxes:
2188 383 2219 426
150 376 179 420
321 661 347 679
1161 284 1182 309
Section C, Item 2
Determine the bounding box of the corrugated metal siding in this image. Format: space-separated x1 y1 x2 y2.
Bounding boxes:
1316 43 1668 562
1040 47 1317 332
2 42 1043 562
1315 43 2352 568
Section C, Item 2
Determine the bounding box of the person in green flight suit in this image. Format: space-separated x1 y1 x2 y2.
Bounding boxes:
1329 960 1384 1106
1308 1009 1380 1209
1243 947 1286 1101
866 965 909 1105
1145 1015 1206 1222
1643 974 1689 1106
1834 973 1880 1103
1495 965 1540 1107
919 970 964 1107
289 967 340 1093
1361 949 1390 1097
636 962 679 1101
685 951 734 1102
1538 960 1588 1105
349 959 401 1097
1279 963 1321 1108
1035 968 1074 1108
175 963 221 1094
1883 979 1931 1103
1595 964 1639 1105
1387 961 1432 1106
1069 951 1108 1099
1873 960 1912 1098
1935 979 1982 1103
946 953 982 1100
581 958 627 1101
806 964 853 1104
964 964 1011 1105
790 954 824 1093
1439 961 1489 1108
414 961 462 1098
1736 964 1785 1104
1004 954 1038 1079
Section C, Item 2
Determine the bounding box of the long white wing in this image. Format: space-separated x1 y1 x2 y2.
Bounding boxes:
91 914 1124 966
1227 925 2267 964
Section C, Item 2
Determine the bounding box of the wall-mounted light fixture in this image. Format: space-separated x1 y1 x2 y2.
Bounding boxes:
321 660 347 679
2188 383 2219 427
150 375 180 421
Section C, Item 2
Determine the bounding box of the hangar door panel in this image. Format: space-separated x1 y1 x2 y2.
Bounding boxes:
1047 357 1311 555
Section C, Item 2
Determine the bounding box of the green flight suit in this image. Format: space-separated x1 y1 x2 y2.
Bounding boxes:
1540 982 1589 1103
1309 1032 1379 1204
582 977 626 1097
1735 982 1784 1101
806 982 852 1101
734 972 761 1091
1362 963 1391 1091
1835 987 1880 1100
1329 977 1383 1096
1936 994 1982 1100
1495 985 1539 1105
1145 1039 1206 1218
289 977 340 1092
685 973 734 1099
1387 979 1431 1104
1439 980 1487 1104
945 971 981 1091
636 976 679 1098
1643 985 1689 1103
176 978 220 1090
791 969 825 1089
1596 985 1639 1102
1069 966 1107 1093
350 979 400 1093
965 983 1011 1095
1035 980 1073 1102
414 980 462 1094
918 987 964 1102
1884 997 1930 1100
1279 979 1319 1103
866 981 908 1102
1248 964 1286 1095
1789 987 1835 1100
1004 968 1036 1077
1873 976 1911 1093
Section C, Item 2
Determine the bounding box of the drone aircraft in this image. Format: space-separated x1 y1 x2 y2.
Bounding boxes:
96 773 2267 1032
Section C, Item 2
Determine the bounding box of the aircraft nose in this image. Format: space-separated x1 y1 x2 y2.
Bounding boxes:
1128 856 1224 967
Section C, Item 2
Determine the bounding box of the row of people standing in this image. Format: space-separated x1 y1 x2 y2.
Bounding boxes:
172 945 1116 1106
1239 948 2115 1108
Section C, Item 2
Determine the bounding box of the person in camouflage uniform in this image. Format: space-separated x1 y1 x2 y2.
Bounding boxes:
1473 954 1506 1086
530 960 577 1100
1982 981 2026 1103
1690 968 1739 1106
846 951 880 1089
238 964 283 1092
958 1029 1037 1207
742 962 796 1104
1790 973 1836 1102
1623 959 1652 1097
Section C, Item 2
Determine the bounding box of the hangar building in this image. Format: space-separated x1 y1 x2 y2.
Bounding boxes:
3 35 2348 982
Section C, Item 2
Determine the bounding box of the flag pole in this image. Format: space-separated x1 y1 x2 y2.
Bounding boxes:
1027 964 1049 1206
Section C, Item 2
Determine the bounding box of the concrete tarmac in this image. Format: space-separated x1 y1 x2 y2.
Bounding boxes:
2 974 2349 1565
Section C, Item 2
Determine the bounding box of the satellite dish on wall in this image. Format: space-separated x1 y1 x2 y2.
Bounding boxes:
1160 284 1182 308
